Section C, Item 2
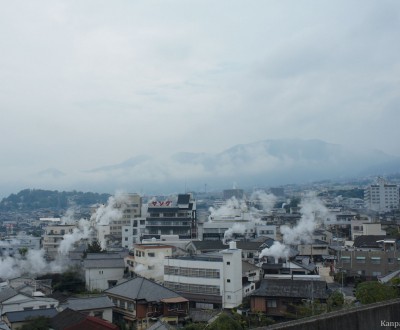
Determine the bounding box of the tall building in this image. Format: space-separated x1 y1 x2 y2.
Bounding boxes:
364 178 399 212
144 194 197 240
109 193 142 240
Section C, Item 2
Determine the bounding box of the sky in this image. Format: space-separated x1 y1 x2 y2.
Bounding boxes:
1 0 400 196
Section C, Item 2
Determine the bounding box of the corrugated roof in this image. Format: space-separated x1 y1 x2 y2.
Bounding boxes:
105 277 181 302
5 308 58 323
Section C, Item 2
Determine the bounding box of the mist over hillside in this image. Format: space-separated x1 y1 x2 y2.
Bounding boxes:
2 139 399 197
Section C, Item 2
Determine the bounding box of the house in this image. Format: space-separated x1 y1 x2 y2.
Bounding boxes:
250 277 327 317
50 308 118 330
60 295 114 323
105 277 189 329
164 241 243 310
242 261 261 297
0 288 59 316
3 308 58 330
83 254 126 291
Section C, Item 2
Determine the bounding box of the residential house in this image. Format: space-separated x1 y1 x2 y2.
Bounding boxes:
250 277 327 317
0 288 59 316
3 308 58 330
50 308 118 330
60 295 114 323
105 277 189 329
84 254 126 291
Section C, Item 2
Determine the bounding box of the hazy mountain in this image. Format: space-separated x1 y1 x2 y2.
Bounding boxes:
81 139 400 191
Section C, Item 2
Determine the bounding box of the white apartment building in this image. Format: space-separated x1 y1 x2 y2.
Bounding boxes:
163 241 242 309
42 225 76 259
109 193 142 241
121 217 146 249
128 244 173 282
364 177 399 212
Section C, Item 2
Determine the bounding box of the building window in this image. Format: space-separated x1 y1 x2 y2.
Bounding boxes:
356 257 366 264
148 252 155 257
227 262 230 265
371 257 381 264
267 300 277 308
227 279 231 283
341 256 351 264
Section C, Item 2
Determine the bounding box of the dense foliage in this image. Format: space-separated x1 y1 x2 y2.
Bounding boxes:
355 281 398 304
0 189 110 211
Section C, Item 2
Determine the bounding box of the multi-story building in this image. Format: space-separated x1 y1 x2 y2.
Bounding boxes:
336 237 398 279
121 217 146 249
109 193 142 241
163 241 242 309
42 225 76 259
127 243 174 282
144 194 196 240
364 177 399 212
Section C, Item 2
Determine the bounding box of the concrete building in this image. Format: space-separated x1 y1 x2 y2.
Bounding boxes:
351 221 386 241
121 218 146 249
336 236 398 279
127 244 174 282
364 177 399 212
109 193 142 241
144 194 197 240
163 241 242 309
42 225 76 259
83 254 126 291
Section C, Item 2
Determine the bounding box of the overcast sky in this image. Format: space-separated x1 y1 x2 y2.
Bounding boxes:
1 1 399 195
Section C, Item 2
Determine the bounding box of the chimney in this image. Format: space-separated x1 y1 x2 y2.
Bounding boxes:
229 241 237 249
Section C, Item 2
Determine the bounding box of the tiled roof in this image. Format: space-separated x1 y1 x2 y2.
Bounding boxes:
4 308 58 323
50 308 86 330
252 278 327 299
61 295 114 311
0 288 18 303
105 277 181 302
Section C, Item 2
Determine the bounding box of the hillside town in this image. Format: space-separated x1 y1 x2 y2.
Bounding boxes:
0 177 399 329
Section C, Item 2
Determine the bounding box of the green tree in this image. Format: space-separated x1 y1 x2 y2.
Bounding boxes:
19 316 50 330
327 290 344 311
355 281 398 304
208 313 243 330
83 240 105 258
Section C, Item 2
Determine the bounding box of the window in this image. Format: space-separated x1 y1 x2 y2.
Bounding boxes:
371 257 381 264
267 300 277 308
227 279 231 283
341 256 351 264
227 261 230 265
356 256 366 264
148 252 155 257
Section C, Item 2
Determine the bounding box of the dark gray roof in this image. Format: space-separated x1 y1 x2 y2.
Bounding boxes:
83 258 125 269
61 295 114 311
252 279 327 299
50 308 86 330
0 288 18 303
190 240 267 251
86 253 124 259
105 277 181 302
354 235 389 248
4 308 58 323
242 261 260 273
